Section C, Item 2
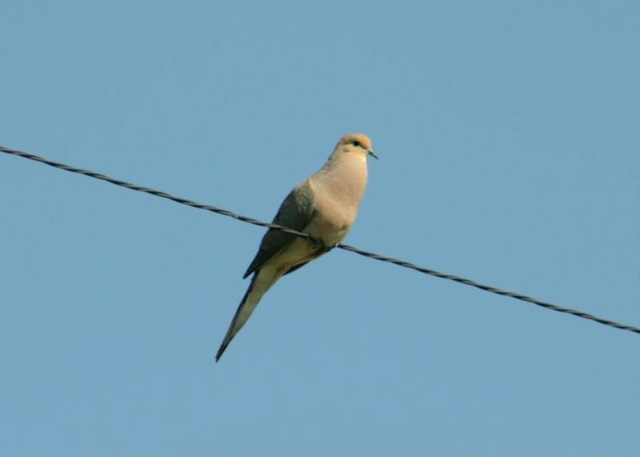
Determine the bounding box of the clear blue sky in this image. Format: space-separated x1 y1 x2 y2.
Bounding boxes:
1 1 639 456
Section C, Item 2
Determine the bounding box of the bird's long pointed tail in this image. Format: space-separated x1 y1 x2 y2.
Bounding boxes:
215 271 275 362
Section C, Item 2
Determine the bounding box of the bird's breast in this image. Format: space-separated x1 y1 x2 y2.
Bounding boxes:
307 164 367 245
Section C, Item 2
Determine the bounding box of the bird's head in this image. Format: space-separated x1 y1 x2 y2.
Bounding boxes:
335 133 378 160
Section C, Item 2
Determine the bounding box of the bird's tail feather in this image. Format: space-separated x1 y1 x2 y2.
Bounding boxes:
215 271 275 362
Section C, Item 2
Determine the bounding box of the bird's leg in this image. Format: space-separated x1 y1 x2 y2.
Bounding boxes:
308 236 337 255
308 235 327 251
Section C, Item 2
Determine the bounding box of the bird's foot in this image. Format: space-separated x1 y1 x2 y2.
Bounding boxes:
309 236 325 250
310 236 336 253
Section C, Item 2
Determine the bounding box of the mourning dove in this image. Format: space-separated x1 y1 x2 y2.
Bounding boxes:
215 133 377 361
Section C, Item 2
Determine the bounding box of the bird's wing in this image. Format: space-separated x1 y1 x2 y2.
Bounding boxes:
243 180 316 278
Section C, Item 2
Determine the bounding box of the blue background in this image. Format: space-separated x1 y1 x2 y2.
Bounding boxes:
1 1 639 456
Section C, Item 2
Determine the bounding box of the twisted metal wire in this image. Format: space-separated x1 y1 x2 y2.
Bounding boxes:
2 144 639 335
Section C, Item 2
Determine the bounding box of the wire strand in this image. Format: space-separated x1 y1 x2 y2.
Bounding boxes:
2 144 639 336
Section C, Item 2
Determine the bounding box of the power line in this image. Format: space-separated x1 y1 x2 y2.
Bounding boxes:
2 144 639 336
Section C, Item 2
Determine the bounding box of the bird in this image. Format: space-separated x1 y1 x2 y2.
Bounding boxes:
215 133 378 361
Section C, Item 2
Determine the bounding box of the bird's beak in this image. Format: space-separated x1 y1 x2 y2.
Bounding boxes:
368 149 379 160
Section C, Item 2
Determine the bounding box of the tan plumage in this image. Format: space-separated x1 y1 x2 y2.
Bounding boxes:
216 133 377 361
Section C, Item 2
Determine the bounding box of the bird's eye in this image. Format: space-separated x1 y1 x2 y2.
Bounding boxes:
352 140 361 147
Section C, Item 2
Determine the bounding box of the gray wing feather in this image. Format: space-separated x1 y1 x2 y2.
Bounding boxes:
243 181 316 278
